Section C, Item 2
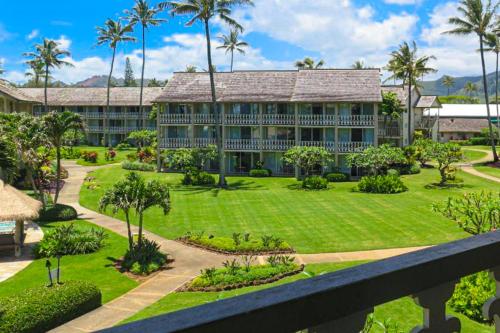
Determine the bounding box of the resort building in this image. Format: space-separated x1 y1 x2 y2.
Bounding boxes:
154 70 382 175
0 80 39 114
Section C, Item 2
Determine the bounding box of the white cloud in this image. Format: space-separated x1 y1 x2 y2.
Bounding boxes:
4 70 26 83
384 0 419 5
55 35 72 51
27 29 39 40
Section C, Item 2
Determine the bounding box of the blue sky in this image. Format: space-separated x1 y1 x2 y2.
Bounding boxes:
0 0 492 83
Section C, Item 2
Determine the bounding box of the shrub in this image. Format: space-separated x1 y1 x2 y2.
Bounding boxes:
194 172 216 186
449 140 470 146
302 176 328 190
60 147 82 160
325 173 348 182
104 149 116 161
126 153 137 162
386 169 400 177
469 137 489 146
116 142 132 150
81 151 98 163
449 271 495 322
357 175 408 194
122 161 155 172
249 169 270 177
122 239 167 276
38 204 77 222
33 224 107 258
407 163 421 175
0 281 101 333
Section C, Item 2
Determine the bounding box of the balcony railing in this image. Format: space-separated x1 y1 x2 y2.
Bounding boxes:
224 114 259 125
161 138 191 149
261 139 296 151
338 115 375 126
262 114 295 125
103 230 500 333
298 114 336 126
299 141 336 152
378 127 402 138
225 139 260 151
160 114 191 124
193 114 216 124
193 138 217 147
338 141 373 153
87 126 104 132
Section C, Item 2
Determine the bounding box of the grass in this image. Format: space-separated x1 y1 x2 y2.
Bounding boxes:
0 219 138 303
79 166 500 254
65 146 137 166
121 261 493 332
462 149 488 162
474 164 500 179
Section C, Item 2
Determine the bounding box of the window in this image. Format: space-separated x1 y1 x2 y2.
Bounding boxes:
167 126 188 139
231 103 258 115
362 104 374 115
312 104 323 115
326 104 336 116
351 104 361 115
301 128 322 141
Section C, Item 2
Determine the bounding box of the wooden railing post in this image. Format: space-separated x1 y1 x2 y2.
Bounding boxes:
411 281 460 333
483 266 500 333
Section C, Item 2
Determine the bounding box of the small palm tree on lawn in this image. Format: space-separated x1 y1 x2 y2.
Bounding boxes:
445 0 499 162
485 32 500 129
43 111 84 204
159 0 254 187
217 29 248 72
464 81 478 97
442 75 455 96
97 19 136 147
385 41 436 144
24 38 73 113
125 0 165 129
295 57 325 70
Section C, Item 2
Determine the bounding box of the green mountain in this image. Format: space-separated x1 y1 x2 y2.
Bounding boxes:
420 72 500 100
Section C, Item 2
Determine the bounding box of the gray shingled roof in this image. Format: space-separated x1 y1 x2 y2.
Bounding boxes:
381 85 408 105
20 87 164 106
439 118 489 133
416 95 441 108
0 80 41 103
156 70 382 103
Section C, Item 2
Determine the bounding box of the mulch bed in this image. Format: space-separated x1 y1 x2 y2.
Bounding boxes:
176 238 295 256
178 265 305 292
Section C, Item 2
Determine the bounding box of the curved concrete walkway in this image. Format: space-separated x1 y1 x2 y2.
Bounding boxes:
50 161 432 332
461 148 500 184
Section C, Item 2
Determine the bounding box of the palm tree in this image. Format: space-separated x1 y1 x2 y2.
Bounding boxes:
185 65 197 73
24 38 73 113
217 29 248 72
485 33 500 130
445 0 499 162
442 75 455 96
43 111 83 204
464 81 478 97
125 0 165 130
159 0 254 187
97 19 136 147
385 41 436 144
352 60 365 69
25 58 46 87
295 57 325 69
0 60 4 76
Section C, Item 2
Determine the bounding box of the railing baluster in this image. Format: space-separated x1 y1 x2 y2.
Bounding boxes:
483 266 500 332
411 281 461 333
308 309 373 333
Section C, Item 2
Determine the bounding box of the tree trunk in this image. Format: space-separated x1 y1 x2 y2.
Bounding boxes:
44 64 49 113
497 52 500 131
204 19 226 187
230 50 234 72
138 212 143 247
407 79 413 145
139 25 146 130
105 47 116 147
125 211 133 251
439 167 447 186
479 36 499 162
54 145 61 204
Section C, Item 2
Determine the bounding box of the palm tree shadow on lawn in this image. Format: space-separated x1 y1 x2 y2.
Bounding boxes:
173 180 265 198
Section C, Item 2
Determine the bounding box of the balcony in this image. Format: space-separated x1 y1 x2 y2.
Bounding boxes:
261 139 295 151
298 114 336 126
160 114 191 124
262 114 295 126
338 115 375 127
299 141 336 152
224 139 260 151
86 125 104 132
224 114 259 125
103 231 500 333
161 138 191 149
338 141 373 153
193 138 217 148
193 114 216 124
378 127 402 138
86 112 104 119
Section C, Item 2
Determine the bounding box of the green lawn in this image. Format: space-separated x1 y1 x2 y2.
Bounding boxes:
463 149 488 162
474 164 500 179
65 146 136 166
121 261 493 332
0 220 138 303
79 166 499 254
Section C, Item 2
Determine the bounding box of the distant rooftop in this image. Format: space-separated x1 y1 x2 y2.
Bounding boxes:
425 104 500 118
0 80 41 103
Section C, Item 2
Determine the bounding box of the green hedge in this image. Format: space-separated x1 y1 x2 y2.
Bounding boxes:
325 173 348 182
357 175 408 194
0 281 101 333
249 169 270 177
38 204 78 222
121 161 156 172
302 176 328 190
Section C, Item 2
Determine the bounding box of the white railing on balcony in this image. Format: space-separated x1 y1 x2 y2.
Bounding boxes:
193 114 216 124
262 114 295 125
160 114 191 124
224 114 259 125
161 138 191 149
338 115 374 126
261 140 295 151
124 112 141 118
86 112 104 119
378 127 401 138
193 138 217 147
299 141 336 152
87 126 104 132
224 139 260 150
298 115 326 126
338 141 373 153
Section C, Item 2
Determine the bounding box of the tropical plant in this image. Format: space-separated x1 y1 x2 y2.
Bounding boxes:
346 144 406 176
442 75 455 96
486 32 500 130
25 58 47 88
295 57 325 69
357 175 408 194
412 138 434 167
24 38 73 113
380 91 405 140
385 41 436 144
464 81 478 97
217 29 248 72
125 0 165 129
97 19 136 147
148 78 164 87
43 111 84 203
283 146 332 179
430 142 463 186
127 129 157 148
185 65 197 72
0 135 17 183
445 0 499 161
160 0 254 187
352 60 366 69
124 57 137 87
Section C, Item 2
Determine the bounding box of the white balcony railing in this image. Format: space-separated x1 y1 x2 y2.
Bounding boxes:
224 114 259 125
193 138 217 147
87 126 104 132
261 140 295 151
378 127 401 138
193 114 216 124
262 114 295 125
86 112 104 119
161 138 191 149
338 141 373 153
338 115 375 126
298 114 336 126
224 139 260 150
160 114 191 124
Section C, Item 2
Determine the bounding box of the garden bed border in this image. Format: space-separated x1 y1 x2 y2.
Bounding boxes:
176 237 295 256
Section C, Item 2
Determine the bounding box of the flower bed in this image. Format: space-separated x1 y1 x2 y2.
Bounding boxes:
177 232 294 255
181 256 303 292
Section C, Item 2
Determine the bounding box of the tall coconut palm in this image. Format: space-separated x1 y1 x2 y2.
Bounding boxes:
295 57 325 70
485 33 500 129
97 19 136 147
445 0 499 161
159 0 254 187
217 29 248 72
24 39 73 113
464 81 478 97
442 75 455 96
43 111 83 204
385 41 436 144
125 0 165 129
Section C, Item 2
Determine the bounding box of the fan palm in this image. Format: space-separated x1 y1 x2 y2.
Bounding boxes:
385 41 436 144
43 111 84 204
485 32 500 130
217 29 248 72
445 0 499 161
97 19 136 147
24 38 73 113
295 57 325 70
442 75 455 96
159 0 254 187
125 0 165 129
352 60 365 69
185 65 197 72
464 81 478 97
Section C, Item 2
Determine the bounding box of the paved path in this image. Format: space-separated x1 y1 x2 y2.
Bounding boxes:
50 161 433 332
460 148 500 184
